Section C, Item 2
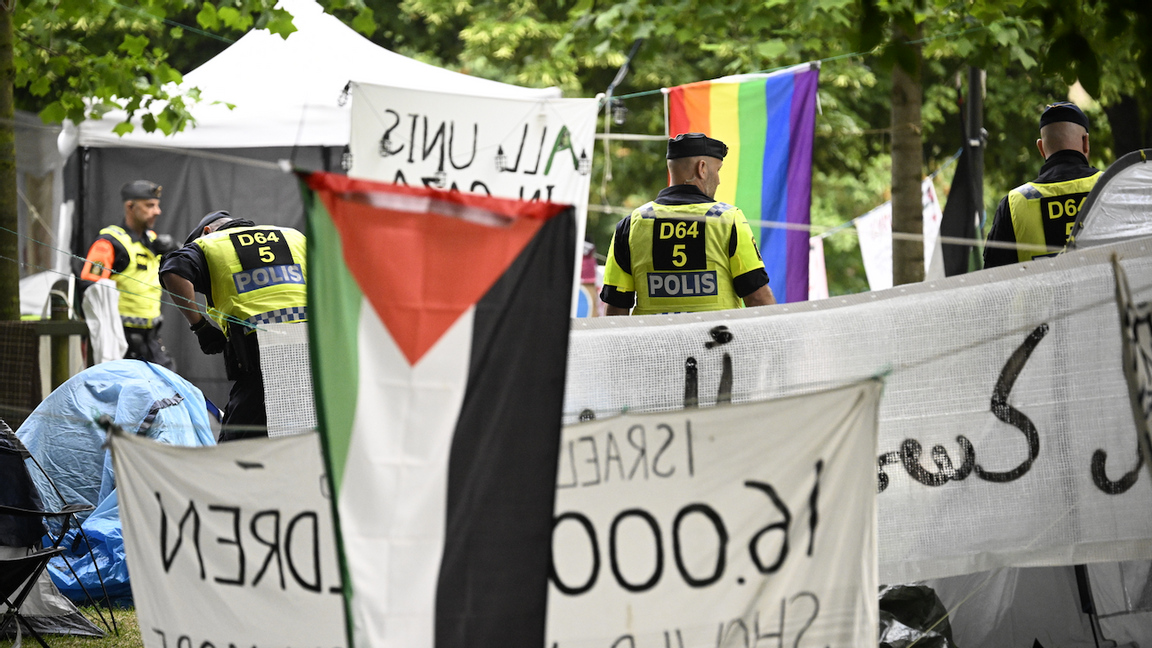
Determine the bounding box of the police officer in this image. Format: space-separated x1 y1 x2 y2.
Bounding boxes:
984 102 1102 268
159 211 307 442
80 179 177 369
600 133 775 315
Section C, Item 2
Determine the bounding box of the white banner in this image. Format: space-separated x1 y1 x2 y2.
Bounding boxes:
110 432 345 648
564 238 1152 583
808 236 829 301
348 82 597 313
856 177 945 290
547 381 881 648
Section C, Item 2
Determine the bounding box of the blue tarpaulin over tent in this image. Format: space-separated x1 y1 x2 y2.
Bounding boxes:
17 359 215 603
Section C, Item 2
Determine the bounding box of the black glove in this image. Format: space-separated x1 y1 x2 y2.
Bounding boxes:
191 318 227 355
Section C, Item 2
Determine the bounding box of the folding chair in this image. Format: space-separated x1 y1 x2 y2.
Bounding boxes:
0 546 64 648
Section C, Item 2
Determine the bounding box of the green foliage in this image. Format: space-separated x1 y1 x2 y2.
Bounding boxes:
14 0 296 135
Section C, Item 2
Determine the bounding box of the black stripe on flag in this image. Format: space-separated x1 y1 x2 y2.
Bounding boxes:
436 209 576 648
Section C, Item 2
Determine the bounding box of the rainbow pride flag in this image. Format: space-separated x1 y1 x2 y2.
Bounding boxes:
668 63 819 303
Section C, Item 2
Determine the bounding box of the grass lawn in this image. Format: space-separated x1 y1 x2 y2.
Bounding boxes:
1 608 142 648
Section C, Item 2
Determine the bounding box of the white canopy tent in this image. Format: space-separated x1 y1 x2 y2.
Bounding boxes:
71 0 558 150
60 0 562 407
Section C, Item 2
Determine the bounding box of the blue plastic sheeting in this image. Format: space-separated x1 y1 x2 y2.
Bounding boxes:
17 359 216 604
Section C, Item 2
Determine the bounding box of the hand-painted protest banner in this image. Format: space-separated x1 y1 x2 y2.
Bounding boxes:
109 431 345 648
1113 256 1152 481
347 82 596 313
563 237 1152 583
547 381 881 648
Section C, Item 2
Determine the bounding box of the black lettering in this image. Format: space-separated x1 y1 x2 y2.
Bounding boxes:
609 509 662 592
717 353 733 405
549 512 599 595
406 114 419 164
578 436 601 487
378 109 403 157
422 117 446 171
745 481 789 574
718 619 749 648
686 420 694 477
604 433 626 482
754 602 785 648
209 505 244 586
1091 446 1143 494
285 511 322 593
525 126 548 175
448 122 478 170
652 424 677 478
975 324 1048 482
627 425 648 480
249 510 285 589
153 628 168 648
672 504 726 587
610 636 635 648
392 169 408 186
684 357 699 408
177 636 192 648
899 436 975 487
157 493 204 579
505 124 528 173
877 451 899 493
789 592 820 648
469 180 491 196
807 460 821 557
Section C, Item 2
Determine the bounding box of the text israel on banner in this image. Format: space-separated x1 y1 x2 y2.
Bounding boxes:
346 82 597 313
666 63 819 304
1112 256 1152 481
563 238 1152 583
108 431 345 648
305 172 575 648
547 380 882 648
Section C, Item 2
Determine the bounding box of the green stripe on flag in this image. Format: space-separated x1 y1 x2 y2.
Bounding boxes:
305 187 362 495
736 79 768 245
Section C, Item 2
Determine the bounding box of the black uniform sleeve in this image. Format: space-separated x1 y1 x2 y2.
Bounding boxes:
983 196 1018 269
732 268 769 297
159 244 213 295
97 234 131 274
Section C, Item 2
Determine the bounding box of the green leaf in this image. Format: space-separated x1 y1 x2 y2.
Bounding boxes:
264 7 297 38
196 3 218 30
119 34 149 58
112 121 135 136
756 39 787 60
217 6 242 29
29 76 51 96
141 113 158 133
40 102 67 125
351 6 375 36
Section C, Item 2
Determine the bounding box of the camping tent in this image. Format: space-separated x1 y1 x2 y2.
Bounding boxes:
62 0 561 406
17 360 216 603
1070 148 1152 249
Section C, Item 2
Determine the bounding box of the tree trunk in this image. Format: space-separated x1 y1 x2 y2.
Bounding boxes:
891 24 924 286
0 5 16 320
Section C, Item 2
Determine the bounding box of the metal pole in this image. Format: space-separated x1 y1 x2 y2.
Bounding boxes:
50 280 70 390
966 66 985 269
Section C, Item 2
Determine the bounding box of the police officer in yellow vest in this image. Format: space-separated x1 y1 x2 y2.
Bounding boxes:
984 102 1102 268
80 180 178 369
160 211 307 441
600 133 775 315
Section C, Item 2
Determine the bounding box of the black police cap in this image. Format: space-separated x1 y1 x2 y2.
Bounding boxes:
667 133 728 160
120 180 162 201
1039 102 1090 133
185 210 232 246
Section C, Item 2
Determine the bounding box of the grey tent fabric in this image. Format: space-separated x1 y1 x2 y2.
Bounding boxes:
1071 148 1152 250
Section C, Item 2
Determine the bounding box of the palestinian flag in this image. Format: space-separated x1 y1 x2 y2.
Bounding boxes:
304 172 575 648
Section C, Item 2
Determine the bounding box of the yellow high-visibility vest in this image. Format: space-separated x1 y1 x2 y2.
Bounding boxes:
193 226 308 336
99 225 162 328
1007 172 1101 262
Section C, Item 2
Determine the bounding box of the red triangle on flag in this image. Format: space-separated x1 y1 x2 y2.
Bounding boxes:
310 173 568 366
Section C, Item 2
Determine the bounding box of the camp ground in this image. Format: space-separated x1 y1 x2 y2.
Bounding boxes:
4 1 1152 647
